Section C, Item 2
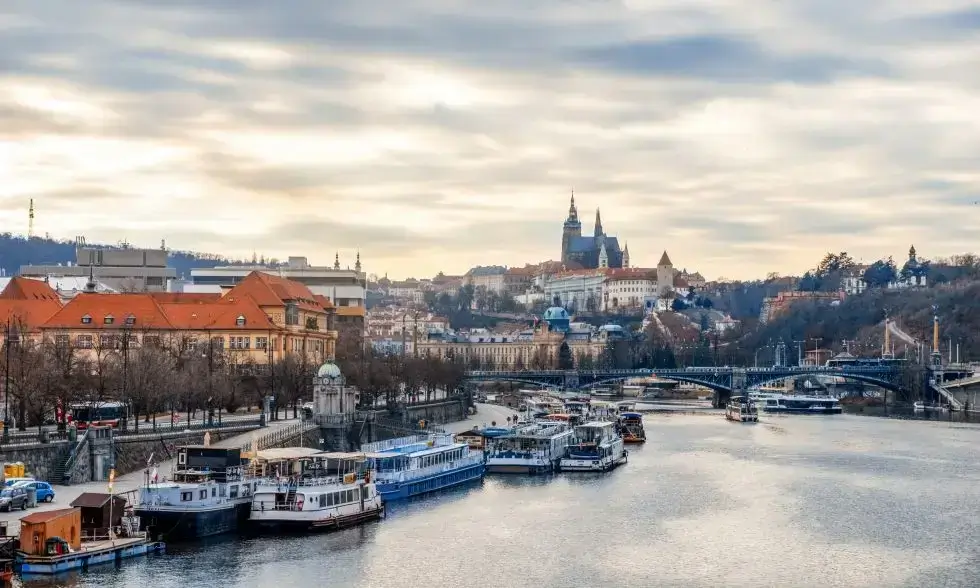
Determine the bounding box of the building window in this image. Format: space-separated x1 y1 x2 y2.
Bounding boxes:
256 337 268 350
125 315 135 326
285 303 299 326
55 334 70 347
104 315 114 325
143 335 161 347
81 314 92 325
236 315 246 326
230 336 251 350
76 335 93 348
100 334 115 348
211 336 224 349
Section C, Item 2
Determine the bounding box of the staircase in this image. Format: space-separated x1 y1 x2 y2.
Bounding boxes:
54 430 90 485
930 381 964 411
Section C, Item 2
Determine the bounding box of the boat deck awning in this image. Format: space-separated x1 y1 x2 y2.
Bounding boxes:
316 452 368 461
253 448 323 461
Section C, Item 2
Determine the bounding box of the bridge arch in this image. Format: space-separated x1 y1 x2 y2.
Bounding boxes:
749 370 903 393
588 373 733 393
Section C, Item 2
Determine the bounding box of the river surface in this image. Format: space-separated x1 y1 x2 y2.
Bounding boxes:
22 413 980 588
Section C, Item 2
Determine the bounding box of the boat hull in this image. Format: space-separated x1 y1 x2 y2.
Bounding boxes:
247 505 384 534
486 461 556 475
762 407 842 415
136 501 251 541
376 462 485 501
17 539 164 576
559 453 627 472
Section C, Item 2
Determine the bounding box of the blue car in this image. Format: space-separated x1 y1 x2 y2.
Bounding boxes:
12 480 55 503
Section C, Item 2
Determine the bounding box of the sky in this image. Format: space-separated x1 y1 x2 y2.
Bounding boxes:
1 1 979 281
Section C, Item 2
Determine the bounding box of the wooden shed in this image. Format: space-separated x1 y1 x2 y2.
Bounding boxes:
70 493 127 538
19 508 81 556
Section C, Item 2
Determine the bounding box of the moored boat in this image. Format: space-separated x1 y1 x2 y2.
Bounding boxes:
363 433 485 501
761 394 842 414
618 412 647 442
485 421 574 474
135 446 255 541
247 448 383 534
725 396 759 423
913 401 949 413
559 421 627 472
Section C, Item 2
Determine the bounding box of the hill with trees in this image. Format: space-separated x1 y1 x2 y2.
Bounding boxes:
0 233 241 279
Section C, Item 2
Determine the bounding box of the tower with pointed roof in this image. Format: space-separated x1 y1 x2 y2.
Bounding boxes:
623 242 630 268
657 251 674 295
559 192 623 269
561 191 583 266
355 251 362 273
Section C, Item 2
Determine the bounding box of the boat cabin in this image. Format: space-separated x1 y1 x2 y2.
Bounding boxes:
364 434 470 477
620 412 643 424
175 446 247 483
19 508 81 556
70 493 127 539
454 428 492 451
572 421 618 444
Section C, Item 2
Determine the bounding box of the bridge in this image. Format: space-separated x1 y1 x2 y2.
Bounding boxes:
464 365 907 407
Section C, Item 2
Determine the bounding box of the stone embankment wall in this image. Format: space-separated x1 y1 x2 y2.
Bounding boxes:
0 441 68 482
111 425 259 479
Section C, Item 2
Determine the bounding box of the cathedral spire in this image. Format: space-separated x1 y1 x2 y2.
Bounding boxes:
623 242 630 268
594 208 603 237
567 190 578 222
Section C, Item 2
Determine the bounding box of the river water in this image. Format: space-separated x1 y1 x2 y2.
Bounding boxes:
27 413 980 588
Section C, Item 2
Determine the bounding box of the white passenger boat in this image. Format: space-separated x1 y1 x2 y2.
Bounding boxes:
247 448 383 533
913 401 949 413
559 421 627 472
761 394 842 414
725 396 759 423
485 421 575 475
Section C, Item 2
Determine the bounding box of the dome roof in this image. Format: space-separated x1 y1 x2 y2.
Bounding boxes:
317 362 343 379
542 306 569 321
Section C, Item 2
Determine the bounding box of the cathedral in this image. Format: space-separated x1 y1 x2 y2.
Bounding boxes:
560 193 628 270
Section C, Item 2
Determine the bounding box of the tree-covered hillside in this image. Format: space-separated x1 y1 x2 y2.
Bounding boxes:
0 233 235 279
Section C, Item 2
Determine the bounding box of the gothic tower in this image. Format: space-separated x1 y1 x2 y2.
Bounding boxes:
623 242 630 268
561 191 582 266
657 250 674 295
594 208 603 238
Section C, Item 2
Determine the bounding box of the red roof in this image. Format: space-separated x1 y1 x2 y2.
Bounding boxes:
226 272 322 313
147 292 222 304
0 277 61 301
312 294 336 311
42 293 175 330
160 296 277 330
21 507 77 524
0 299 64 330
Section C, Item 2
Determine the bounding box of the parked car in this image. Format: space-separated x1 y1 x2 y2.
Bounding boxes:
12 480 55 503
0 487 28 511
2 477 35 488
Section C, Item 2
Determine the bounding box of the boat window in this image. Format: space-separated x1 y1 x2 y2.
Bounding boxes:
199 490 207 500
327 493 334 506
219 485 227 497
229 485 239 499
347 490 354 502
361 486 368 500
180 491 193 501
211 487 217 497
319 494 326 507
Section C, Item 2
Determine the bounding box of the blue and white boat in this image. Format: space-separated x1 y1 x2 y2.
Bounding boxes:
363 433 485 500
559 421 628 472
485 421 575 474
761 394 842 414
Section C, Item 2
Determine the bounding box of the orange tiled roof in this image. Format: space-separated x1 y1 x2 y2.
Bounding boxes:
42 293 175 330
0 299 64 330
147 292 223 304
227 272 323 313
604 268 656 281
312 294 336 311
0 276 61 301
160 297 277 330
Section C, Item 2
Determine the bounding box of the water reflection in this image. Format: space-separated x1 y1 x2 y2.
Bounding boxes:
18 413 980 588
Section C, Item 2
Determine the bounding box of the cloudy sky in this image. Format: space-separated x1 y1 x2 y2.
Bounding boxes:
2 1 979 280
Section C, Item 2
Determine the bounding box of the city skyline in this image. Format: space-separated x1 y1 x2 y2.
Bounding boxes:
1 1 978 281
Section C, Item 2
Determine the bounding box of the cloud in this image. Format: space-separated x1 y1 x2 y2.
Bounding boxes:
1 0 979 280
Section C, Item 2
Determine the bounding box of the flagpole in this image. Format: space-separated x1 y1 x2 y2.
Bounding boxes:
108 467 116 542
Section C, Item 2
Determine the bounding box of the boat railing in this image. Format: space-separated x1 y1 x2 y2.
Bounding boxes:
361 434 431 453
377 452 484 483
253 473 369 490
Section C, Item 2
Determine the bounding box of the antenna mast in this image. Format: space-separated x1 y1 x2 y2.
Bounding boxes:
28 199 35 239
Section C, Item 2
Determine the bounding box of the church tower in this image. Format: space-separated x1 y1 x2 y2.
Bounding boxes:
657 250 674 295
561 191 582 266
623 242 630 268
594 208 603 238
598 241 609 268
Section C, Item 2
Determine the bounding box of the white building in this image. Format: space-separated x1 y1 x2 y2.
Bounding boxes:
842 246 928 296
189 255 366 308
542 269 607 312
387 279 425 304
366 307 450 339
602 269 657 311
465 266 507 294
